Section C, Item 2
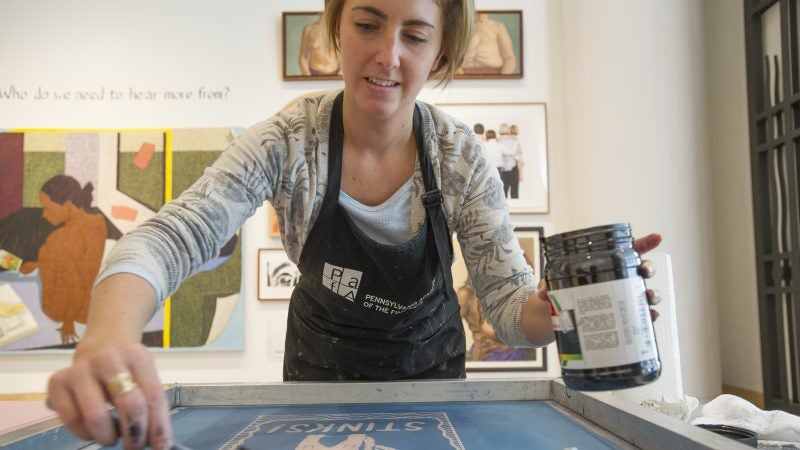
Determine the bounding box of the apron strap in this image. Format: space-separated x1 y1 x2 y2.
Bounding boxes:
414 105 455 295
322 92 346 217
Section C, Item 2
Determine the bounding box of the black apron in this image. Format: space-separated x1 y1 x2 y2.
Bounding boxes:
283 93 466 381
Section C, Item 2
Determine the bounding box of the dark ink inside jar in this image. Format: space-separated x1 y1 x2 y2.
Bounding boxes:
542 223 661 391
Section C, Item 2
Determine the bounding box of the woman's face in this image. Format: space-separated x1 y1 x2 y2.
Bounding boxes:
39 192 68 226
338 0 444 120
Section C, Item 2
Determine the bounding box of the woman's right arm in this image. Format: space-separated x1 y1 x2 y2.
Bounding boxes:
45 97 325 448
46 126 276 448
42 122 279 443
47 273 173 448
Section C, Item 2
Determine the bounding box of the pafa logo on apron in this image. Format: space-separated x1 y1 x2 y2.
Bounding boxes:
322 262 363 302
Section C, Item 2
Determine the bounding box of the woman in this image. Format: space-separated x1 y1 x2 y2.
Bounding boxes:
19 175 108 345
46 1 662 448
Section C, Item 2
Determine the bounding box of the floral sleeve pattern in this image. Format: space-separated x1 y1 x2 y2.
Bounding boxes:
97 93 538 348
423 104 537 348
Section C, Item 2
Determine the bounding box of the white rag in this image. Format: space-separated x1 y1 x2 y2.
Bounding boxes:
691 394 800 442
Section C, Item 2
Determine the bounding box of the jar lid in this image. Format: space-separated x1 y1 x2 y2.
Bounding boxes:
543 223 633 253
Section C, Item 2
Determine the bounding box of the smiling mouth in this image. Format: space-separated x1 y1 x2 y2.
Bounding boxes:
367 77 399 87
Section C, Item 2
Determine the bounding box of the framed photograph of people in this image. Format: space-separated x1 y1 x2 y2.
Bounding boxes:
455 10 523 79
437 102 549 213
282 11 342 81
452 226 548 372
258 248 300 301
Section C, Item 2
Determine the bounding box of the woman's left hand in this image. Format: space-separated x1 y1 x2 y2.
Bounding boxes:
634 233 663 320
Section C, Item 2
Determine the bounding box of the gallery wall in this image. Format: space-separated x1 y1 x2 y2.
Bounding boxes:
559 0 723 400
0 0 561 390
703 0 761 397
0 0 759 404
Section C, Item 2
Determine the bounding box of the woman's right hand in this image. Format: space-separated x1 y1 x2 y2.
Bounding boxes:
47 341 173 449
48 273 172 448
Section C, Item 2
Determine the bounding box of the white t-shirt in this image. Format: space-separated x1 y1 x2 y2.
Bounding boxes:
339 178 413 246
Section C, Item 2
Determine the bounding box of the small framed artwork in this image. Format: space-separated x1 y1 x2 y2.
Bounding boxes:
437 102 549 213
258 248 300 301
455 10 523 79
514 226 545 282
283 11 342 81
452 226 548 372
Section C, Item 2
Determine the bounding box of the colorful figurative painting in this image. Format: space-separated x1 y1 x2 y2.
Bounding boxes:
0 128 244 351
452 226 548 372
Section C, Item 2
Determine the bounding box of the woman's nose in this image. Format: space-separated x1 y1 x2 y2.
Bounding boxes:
375 33 401 70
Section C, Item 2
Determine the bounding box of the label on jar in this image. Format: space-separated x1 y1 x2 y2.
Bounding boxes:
548 277 657 369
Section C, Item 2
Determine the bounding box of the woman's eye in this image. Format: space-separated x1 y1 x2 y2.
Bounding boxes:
355 22 378 32
406 34 428 44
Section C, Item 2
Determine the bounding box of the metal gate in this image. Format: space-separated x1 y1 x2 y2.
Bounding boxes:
744 0 800 415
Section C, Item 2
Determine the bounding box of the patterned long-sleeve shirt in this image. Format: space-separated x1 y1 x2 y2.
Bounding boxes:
98 90 538 347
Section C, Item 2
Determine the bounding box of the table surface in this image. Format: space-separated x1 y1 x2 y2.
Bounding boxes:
0 401 56 436
2 379 755 450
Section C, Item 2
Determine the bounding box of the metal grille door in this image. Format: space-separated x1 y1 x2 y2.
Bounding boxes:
744 0 800 415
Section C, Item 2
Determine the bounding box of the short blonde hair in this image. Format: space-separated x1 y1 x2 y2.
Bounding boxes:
323 0 474 85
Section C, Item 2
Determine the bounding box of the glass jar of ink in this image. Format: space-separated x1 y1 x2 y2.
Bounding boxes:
542 223 661 391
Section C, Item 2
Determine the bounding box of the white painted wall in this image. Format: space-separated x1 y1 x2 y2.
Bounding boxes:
0 0 762 403
560 0 722 400
703 1 762 394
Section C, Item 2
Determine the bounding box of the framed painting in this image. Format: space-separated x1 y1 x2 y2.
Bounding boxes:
0 128 245 352
283 11 342 81
455 10 523 79
437 102 549 213
452 226 548 372
258 248 300 301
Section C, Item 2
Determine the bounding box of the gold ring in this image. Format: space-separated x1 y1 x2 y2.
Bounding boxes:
105 372 138 399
